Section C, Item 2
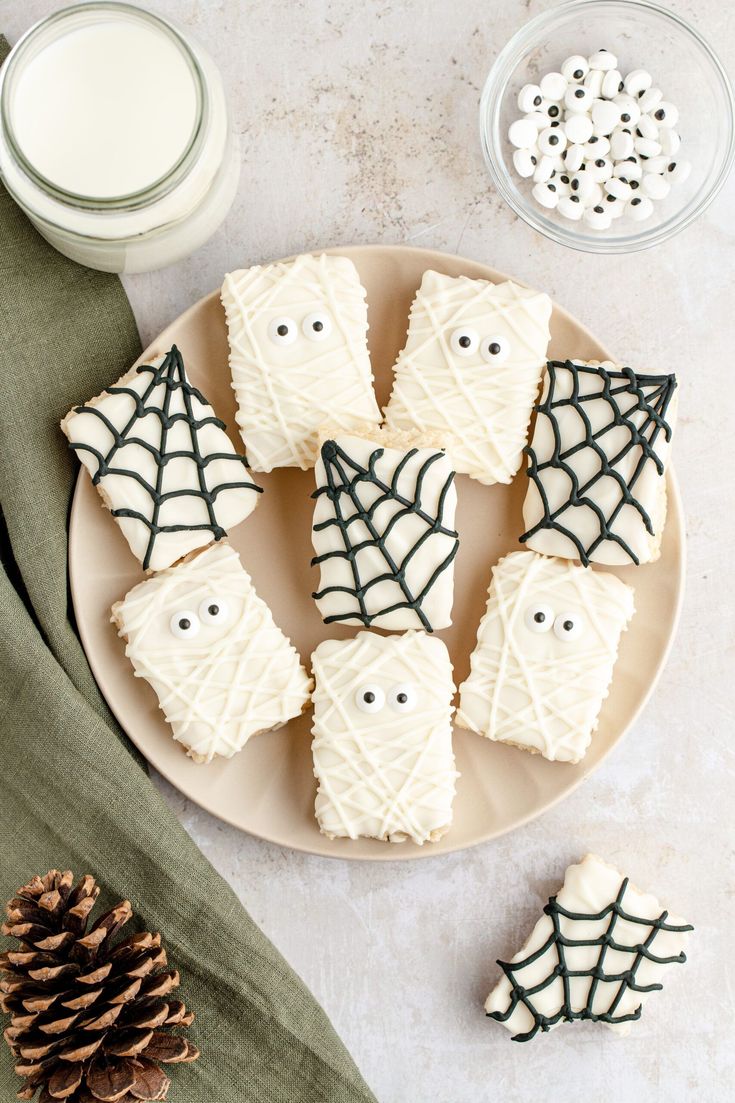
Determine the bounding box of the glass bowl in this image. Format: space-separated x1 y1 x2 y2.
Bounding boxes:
479 0 735 253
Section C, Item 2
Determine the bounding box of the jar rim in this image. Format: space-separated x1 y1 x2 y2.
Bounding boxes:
0 0 208 212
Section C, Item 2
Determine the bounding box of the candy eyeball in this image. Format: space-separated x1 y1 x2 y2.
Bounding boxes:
355 684 385 713
268 316 298 346
302 312 332 341
508 118 539 149
480 335 510 364
539 71 567 101
561 55 589 82
538 126 567 156
653 101 679 128
450 327 479 356
588 49 618 71
170 610 200 640
564 84 594 113
388 683 417 713
624 69 653 98
524 603 554 633
518 83 543 113
553 612 584 641
198 596 230 626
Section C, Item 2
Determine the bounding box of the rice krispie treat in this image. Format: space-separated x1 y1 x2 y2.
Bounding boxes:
457 550 634 764
311 631 458 844
221 253 381 471
383 271 552 484
112 542 312 762
61 345 261 571
521 359 678 566
486 854 693 1041
311 428 459 631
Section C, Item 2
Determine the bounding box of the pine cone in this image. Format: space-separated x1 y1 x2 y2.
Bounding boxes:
1 871 199 1102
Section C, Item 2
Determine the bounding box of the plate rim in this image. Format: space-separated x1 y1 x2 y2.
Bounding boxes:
68 243 686 861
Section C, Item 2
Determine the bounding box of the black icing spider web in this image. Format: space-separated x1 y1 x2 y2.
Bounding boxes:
69 345 261 569
311 439 458 631
488 877 693 1042
520 360 677 566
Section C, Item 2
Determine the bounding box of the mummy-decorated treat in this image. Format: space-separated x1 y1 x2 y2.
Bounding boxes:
311 429 458 631
112 542 312 763
521 359 677 566
485 854 693 1041
61 346 261 571
221 253 381 471
457 551 634 764
382 271 552 484
310 631 458 844
506 50 689 228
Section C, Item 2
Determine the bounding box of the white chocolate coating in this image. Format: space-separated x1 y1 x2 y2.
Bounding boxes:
311 631 458 844
382 271 552 485
61 349 261 572
311 430 458 631
112 542 312 762
522 359 677 566
486 854 691 1039
457 551 634 764
221 254 381 471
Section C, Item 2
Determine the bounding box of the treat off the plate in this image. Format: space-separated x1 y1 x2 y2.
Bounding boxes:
485 853 692 1041
382 270 552 485
311 428 459 631
521 359 677 566
456 550 634 764
111 541 312 762
221 253 381 471
61 345 261 571
310 631 458 845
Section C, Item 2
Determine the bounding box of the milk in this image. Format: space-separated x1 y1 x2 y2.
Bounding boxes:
11 19 199 198
0 4 240 273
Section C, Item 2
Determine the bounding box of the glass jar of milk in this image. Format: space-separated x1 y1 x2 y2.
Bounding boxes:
0 2 240 273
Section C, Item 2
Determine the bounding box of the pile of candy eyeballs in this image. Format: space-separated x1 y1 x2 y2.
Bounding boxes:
508 49 691 231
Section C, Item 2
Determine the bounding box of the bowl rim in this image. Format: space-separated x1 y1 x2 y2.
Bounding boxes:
479 0 735 254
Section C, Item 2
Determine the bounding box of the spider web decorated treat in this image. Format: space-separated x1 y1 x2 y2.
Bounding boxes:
111 541 312 763
521 359 678 566
486 853 693 1041
221 253 381 471
311 428 459 631
457 551 634 764
61 345 262 572
382 270 552 485
311 631 458 844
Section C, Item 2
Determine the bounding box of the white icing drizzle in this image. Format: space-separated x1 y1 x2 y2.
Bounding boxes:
383 272 552 485
311 631 458 844
221 253 382 471
485 854 692 1039
112 542 312 762
61 350 261 572
456 551 635 763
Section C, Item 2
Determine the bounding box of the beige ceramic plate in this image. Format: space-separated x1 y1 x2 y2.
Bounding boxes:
69 245 684 860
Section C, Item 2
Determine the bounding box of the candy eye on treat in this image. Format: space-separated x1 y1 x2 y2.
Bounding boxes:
485 854 693 1041
310 631 458 845
382 270 552 485
221 253 381 472
521 359 678 566
112 542 313 763
311 428 459 632
456 551 634 765
506 49 685 228
61 345 262 572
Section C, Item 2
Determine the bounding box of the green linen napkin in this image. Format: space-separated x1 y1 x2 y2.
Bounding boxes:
0 35 375 1103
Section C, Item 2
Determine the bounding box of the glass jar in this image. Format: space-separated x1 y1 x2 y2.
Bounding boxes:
0 2 240 273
